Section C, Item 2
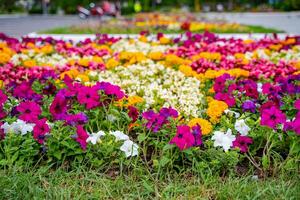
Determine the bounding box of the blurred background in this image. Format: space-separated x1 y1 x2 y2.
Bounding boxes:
0 0 299 15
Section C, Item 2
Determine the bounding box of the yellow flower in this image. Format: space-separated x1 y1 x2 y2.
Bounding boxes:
76 74 90 82
60 69 79 79
127 95 144 106
78 58 90 67
188 118 213 135
139 35 148 43
23 59 36 68
106 58 119 69
206 100 228 122
40 45 53 54
148 51 164 61
179 65 195 77
159 37 171 45
0 52 11 64
92 56 103 63
0 80 3 88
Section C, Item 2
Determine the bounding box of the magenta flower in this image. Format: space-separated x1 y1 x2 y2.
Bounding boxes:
75 125 89 150
170 125 194 151
16 101 42 123
215 92 236 107
33 118 50 144
0 90 7 105
232 135 253 153
260 106 286 129
77 86 100 109
50 94 68 120
0 122 5 140
0 107 6 119
96 82 125 100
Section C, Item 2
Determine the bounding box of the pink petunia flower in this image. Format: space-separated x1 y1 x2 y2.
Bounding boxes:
16 101 42 123
77 86 100 109
170 125 195 151
75 125 89 150
260 106 286 129
33 118 50 144
232 135 253 153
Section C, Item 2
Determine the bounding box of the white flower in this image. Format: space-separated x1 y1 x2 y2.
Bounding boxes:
212 129 236 152
1 119 34 135
257 83 263 93
120 140 139 157
235 119 250 136
110 131 129 141
86 131 106 145
224 109 240 118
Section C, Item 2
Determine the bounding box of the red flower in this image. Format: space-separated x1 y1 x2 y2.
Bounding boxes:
128 106 139 122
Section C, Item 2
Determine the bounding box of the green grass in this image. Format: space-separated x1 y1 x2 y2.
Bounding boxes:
41 24 283 35
0 167 299 199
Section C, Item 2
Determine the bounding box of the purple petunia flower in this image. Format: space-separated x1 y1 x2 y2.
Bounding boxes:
191 125 202 147
65 112 88 126
242 100 256 113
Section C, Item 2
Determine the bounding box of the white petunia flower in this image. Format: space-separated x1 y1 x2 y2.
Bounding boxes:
257 83 263 93
1 119 34 135
212 129 236 152
235 119 250 136
86 131 106 145
110 131 129 141
224 109 240 118
120 140 139 157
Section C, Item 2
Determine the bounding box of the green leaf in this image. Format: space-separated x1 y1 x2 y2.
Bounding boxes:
137 133 146 142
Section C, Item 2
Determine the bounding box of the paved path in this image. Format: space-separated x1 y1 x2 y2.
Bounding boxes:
0 15 83 37
201 12 300 34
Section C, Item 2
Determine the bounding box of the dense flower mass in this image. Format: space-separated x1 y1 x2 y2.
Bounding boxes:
0 32 299 175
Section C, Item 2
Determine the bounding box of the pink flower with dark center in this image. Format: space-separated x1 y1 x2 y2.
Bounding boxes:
75 125 89 150
77 86 100 109
16 101 41 123
50 94 68 120
0 107 7 119
170 125 195 151
0 90 7 106
215 92 236 107
260 106 286 129
232 135 253 153
33 118 50 144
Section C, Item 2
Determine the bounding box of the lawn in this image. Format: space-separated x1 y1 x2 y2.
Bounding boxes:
42 24 282 34
1 167 299 199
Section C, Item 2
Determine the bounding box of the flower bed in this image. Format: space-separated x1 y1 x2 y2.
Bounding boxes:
43 12 282 34
0 32 299 177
